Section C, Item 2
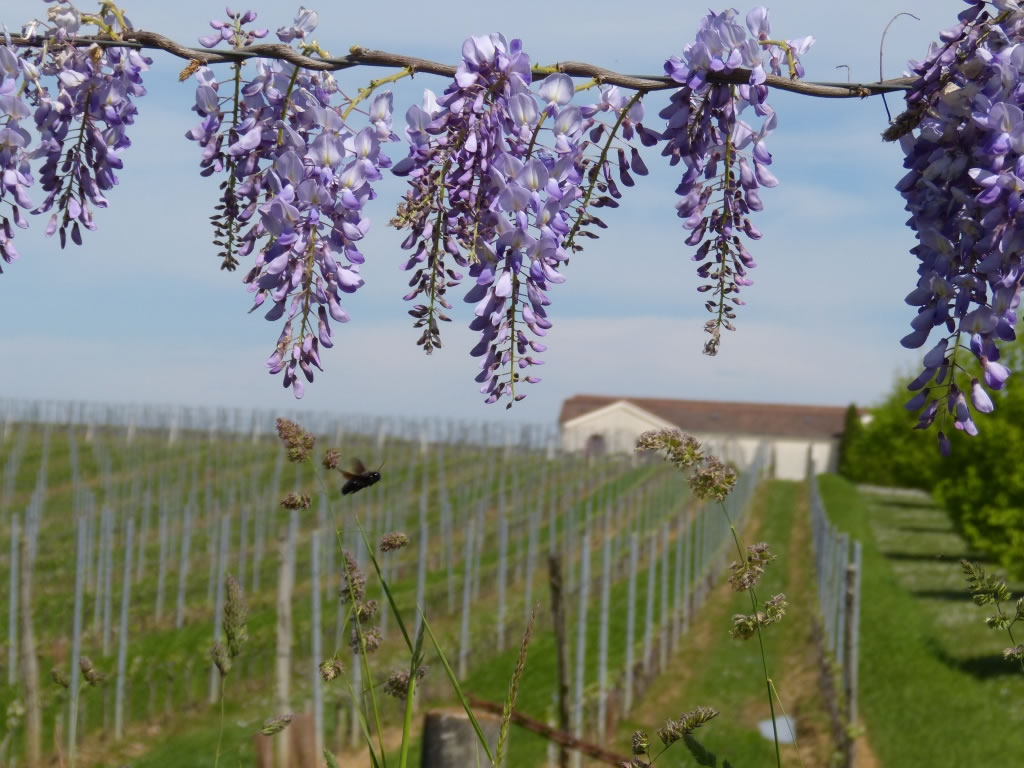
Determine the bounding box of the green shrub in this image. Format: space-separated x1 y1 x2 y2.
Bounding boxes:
934 338 1024 577
838 381 943 491
842 330 1024 577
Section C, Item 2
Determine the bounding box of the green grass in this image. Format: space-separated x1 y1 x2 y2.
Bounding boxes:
818 474 1024 767
0 423 688 767
612 480 834 767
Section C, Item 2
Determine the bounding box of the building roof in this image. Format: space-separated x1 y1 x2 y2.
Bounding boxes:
559 394 853 439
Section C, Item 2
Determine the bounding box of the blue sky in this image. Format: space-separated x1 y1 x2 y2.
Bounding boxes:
0 1 960 424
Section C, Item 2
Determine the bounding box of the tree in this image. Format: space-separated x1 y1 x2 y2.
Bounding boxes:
841 328 1024 574
838 382 944 491
0 1 1019 449
934 337 1024 577
836 403 861 479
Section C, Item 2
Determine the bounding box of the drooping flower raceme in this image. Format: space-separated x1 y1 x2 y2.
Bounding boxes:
661 7 812 355
392 35 592 406
0 37 34 272
1 3 149 269
892 2 1024 450
392 35 661 406
185 7 396 397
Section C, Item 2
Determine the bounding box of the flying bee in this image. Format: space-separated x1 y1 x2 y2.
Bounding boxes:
340 458 383 496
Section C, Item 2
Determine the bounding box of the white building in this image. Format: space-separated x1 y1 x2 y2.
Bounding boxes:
559 394 857 480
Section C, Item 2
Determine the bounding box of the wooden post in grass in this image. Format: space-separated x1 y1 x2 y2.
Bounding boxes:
623 532 638 715
8 511 18 687
674 509 686 644
175 503 193 629
239 502 249 595
683 506 693 636
92 503 104 636
642 532 656 676
597 506 611 743
209 514 229 705
420 710 500 768
659 521 670 672
253 711 317 768
496 506 508 653
275 510 298 768
69 513 86 762
136 482 151 585
572 530 591 768
20 505 41 767
525 502 539 628
547 554 571 768
311 531 324 762
415 472 429 641
154 499 168 622
349 532 364 749
844 542 862 768
114 515 134 740
102 505 116 658
458 517 476 679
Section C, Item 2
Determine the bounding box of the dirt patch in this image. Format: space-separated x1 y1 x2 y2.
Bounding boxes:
622 509 769 730
854 724 882 768
776 487 836 768
329 724 407 766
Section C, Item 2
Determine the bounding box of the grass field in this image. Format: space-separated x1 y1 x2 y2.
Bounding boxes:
7 413 1015 768
818 475 1024 767
612 480 834 768
2 419 745 768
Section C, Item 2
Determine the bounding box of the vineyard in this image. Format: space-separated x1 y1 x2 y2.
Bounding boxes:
0 400 768 767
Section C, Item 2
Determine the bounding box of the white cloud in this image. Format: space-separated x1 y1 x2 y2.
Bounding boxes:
3 313 918 429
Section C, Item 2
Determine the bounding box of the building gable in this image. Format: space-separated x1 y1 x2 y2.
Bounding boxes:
560 394 851 440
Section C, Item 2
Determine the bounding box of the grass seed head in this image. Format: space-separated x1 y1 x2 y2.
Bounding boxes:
378 532 410 552
319 657 344 682
275 418 315 463
339 551 366 604
211 641 231 677
260 713 294 735
224 573 248 658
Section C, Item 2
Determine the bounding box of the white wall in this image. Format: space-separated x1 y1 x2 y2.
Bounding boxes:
560 403 840 480
560 402 675 454
767 438 838 480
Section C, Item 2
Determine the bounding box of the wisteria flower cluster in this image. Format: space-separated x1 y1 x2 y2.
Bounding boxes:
1 2 149 271
185 6 396 397
892 1 1024 452
389 27 673 406
661 8 812 355
3 2 813 407
391 36 591 406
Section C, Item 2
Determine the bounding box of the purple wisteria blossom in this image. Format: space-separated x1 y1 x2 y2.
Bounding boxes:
0 4 149 268
185 7 395 397
0 38 33 271
391 35 602 406
391 34 660 405
893 1 1024 449
661 7 811 355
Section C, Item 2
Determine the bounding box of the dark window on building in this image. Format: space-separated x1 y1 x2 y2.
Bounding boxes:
585 433 607 457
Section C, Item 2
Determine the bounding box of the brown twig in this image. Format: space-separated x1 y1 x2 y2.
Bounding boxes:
8 31 914 98
467 695 630 767
547 555 572 768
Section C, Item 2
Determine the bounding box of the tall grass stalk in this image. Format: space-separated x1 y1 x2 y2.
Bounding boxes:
313 462 498 767
495 606 537 768
721 502 785 768
397 624 426 768
213 676 226 768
